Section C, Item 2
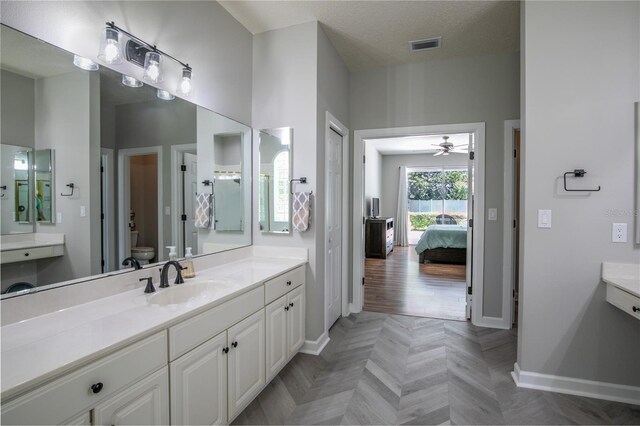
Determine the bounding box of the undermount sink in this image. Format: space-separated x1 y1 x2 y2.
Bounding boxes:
148 280 230 306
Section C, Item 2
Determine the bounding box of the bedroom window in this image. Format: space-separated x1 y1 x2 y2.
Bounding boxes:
407 166 468 238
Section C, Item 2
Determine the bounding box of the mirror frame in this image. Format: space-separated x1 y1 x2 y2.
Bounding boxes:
635 102 639 244
259 127 293 235
35 149 55 224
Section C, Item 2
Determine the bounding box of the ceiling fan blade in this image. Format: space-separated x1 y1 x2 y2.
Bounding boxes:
434 151 444 156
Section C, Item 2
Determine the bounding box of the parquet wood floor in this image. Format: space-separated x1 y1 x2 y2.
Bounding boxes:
364 246 467 321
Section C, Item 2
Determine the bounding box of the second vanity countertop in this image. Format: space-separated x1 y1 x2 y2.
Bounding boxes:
0 254 306 400
602 262 640 298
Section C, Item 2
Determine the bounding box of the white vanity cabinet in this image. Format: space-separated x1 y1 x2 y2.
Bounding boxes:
0 332 168 425
265 276 305 381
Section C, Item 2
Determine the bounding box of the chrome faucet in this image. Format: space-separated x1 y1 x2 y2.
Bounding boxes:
160 261 185 288
122 257 142 270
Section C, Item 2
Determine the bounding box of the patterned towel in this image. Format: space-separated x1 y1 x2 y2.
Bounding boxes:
195 193 213 229
292 192 311 232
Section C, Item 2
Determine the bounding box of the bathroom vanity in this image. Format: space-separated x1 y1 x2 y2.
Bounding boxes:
602 262 640 321
0 247 307 425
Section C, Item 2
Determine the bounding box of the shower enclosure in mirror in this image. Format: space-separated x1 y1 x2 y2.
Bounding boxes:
0 23 252 297
259 128 293 234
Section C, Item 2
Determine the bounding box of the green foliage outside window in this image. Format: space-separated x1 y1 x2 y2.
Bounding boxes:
408 170 468 201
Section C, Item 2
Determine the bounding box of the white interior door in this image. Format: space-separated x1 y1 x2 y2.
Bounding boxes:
183 152 198 255
326 128 343 329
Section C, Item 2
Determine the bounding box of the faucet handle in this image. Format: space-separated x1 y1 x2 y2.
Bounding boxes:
140 277 155 293
175 264 185 285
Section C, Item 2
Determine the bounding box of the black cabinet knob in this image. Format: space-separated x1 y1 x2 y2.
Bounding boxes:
286 280 292 286
90 382 104 394
633 306 639 313
285 306 289 311
24 253 29 257
232 341 238 348
222 347 229 354
289 302 294 307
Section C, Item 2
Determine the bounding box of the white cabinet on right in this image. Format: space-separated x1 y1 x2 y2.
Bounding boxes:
266 285 305 381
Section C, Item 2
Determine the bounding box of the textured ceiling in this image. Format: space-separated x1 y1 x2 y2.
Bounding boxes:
367 133 470 155
219 0 520 72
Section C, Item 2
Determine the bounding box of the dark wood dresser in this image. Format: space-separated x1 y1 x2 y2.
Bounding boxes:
365 217 394 259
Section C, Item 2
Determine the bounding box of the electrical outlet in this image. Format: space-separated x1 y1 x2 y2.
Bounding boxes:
612 223 627 243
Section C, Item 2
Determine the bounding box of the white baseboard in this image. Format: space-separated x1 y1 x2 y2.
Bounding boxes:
299 331 330 356
512 362 640 405
473 315 510 329
348 303 361 315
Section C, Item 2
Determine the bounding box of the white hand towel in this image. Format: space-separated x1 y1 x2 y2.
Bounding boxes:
195 193 213 229
292 191 311 232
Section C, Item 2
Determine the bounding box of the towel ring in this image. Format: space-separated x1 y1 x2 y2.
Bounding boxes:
290 177 312 195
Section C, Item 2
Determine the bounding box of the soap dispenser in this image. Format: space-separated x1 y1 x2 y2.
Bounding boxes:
167 246 178 261
183 247 196 278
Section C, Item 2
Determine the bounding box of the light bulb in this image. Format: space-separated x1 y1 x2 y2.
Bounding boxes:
177 67 193 97
98 27 122 64
73 55 99 71
157 89 175 101
143 51 163 83
122 75 143 88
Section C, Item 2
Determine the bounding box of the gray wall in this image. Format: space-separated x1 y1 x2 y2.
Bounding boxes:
380 153 468 219
350 52 520 318
364 143 382 216
35 71 101 285
519 1 640 386
1 69 35 148
0 1 253 125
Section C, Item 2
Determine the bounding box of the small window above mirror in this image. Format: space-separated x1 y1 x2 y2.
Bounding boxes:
259 128 293 234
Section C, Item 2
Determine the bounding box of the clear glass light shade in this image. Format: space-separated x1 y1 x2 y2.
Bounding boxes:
157 89 175 101
144 51 163 83
98 27 123 64
73 55 99 71
177 68 193 97
122 75 143 88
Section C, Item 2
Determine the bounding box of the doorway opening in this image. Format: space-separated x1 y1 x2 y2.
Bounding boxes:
171 144 198 258
361 133 472 321
503 120 521 329
353 122 487 326
118 146 163 267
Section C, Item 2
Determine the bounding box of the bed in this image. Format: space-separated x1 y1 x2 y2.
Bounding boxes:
415 224 468 264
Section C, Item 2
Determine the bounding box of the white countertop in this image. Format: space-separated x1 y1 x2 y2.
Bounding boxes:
0 233 65 251
602 262 640 298
0 254 306 400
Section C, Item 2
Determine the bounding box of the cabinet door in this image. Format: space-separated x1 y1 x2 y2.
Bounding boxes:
227 309 265 420
170 331 228 425
92 367 169 426
266 295 288 381
287 286 305 358
61 412 91 425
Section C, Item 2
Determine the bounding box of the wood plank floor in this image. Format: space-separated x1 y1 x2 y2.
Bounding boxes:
233 312 640 425
364 246 467 321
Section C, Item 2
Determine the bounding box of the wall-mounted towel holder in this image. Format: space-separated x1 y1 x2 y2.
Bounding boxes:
0 185 6 198
290 177 313 195
61 183 75 197
201 180 214 193
563 169 601 192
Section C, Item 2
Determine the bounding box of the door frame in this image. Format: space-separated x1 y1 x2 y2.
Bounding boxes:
100 148 114 273
117 146 163 266
324 111 350 331
503 119 521 329
171 144 197 257
353 122 488 327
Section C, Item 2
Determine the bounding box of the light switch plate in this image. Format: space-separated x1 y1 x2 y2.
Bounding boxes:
56 212 62 223
80 206 86 217
612 223 627 243
165 206 171 216
538 209 552 228
488 208 498 221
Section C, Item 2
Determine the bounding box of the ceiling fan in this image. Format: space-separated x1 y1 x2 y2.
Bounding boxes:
431 136 468 156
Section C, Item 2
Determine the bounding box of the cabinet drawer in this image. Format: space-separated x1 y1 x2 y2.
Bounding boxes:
264 266 305 304
1 332 167 425
169 286 264 360
606 284 640 320
1 245 64 264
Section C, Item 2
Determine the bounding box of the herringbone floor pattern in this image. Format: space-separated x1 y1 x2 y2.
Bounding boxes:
233 312 640 425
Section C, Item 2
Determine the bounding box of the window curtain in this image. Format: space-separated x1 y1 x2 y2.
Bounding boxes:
395 166 408 246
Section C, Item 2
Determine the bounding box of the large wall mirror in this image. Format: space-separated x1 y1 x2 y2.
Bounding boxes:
259 128 293 234
636 102 640 244
0 24 252 297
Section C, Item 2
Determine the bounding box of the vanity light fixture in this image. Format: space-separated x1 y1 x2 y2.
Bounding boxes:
73 55 99 71
122 75 143 88
157 89 175 101
100 21 194 96
98 24 123 64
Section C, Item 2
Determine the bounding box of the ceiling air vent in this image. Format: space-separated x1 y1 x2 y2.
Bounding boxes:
409 37 442 52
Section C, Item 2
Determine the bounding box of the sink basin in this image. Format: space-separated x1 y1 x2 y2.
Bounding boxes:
148 280 229 305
